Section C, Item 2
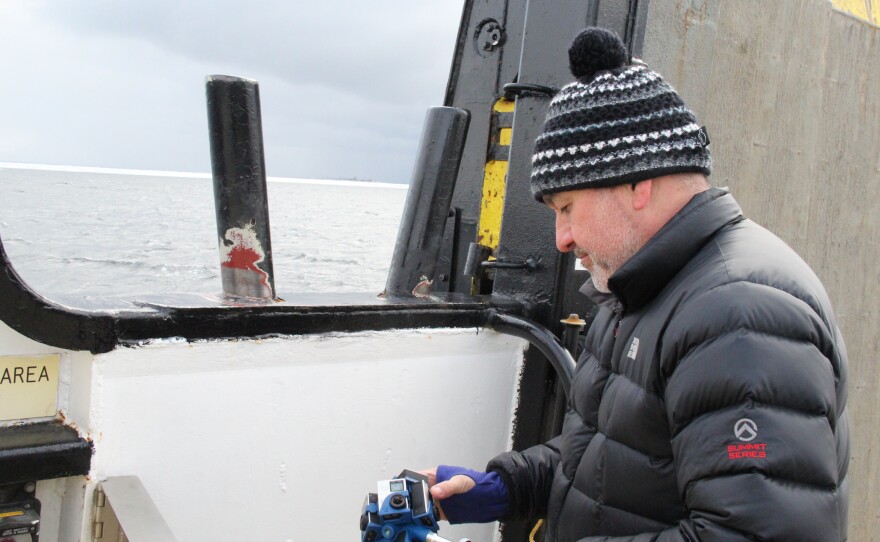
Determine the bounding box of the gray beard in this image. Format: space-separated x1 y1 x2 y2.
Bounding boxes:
577 207 642 294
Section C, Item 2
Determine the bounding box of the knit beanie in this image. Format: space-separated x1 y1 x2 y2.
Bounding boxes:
530 27 711 201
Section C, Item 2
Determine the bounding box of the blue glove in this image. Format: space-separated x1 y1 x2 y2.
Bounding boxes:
435 465 509 524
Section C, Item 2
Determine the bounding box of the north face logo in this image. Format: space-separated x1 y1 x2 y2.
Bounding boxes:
627 338 639 360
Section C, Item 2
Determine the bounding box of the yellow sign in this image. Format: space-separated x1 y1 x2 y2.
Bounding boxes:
0 354 60 421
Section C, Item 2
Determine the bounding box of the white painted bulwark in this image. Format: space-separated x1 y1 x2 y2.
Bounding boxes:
88 329 526 541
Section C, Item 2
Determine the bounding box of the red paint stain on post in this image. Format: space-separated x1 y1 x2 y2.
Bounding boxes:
223 245 263 273
220 226 271 289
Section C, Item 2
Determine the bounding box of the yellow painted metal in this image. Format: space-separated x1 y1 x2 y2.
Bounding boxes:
831 0 877 24
476 97 516 250
472 97 515 294
0 354 59 420
477 160 510 249
494 98 516 113
499 127 512 145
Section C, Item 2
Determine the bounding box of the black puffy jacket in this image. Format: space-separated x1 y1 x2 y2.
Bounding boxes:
488 188 849 541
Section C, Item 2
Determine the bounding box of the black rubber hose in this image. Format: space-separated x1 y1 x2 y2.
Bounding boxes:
485 309 575 398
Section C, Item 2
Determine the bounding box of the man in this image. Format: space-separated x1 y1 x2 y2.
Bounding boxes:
426 27 849 541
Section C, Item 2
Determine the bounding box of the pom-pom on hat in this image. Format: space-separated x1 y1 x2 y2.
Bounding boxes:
530 27 711 201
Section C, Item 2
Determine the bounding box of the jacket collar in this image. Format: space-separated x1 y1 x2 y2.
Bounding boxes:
580 188 743 313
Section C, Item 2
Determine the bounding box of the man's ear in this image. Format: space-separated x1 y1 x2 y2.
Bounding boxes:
631 179 652 211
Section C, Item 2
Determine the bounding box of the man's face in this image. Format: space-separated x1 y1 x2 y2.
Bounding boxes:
545 186 642 293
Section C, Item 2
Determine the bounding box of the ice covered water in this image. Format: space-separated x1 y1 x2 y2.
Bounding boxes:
0 164 407 299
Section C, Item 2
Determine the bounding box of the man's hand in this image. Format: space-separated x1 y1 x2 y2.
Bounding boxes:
419 468 476 520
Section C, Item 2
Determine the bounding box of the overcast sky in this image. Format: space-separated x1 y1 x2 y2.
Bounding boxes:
0 1 463 183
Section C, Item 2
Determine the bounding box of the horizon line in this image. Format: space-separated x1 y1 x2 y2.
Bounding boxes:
0 162 409 189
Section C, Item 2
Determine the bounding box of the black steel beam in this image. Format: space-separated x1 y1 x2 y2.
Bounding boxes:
0 422 92 485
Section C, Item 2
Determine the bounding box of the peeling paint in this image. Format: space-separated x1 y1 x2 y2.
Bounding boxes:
220 225 268 281
218 224 272 297
412 276 434 298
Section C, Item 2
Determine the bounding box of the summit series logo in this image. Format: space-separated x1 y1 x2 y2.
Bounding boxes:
734 418 758 441
727 418 768 460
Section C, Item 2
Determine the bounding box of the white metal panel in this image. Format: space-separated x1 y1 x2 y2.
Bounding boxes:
89 329 526 542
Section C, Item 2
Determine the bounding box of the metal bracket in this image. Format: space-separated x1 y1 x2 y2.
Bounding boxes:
95 477 177 542
502 83 558 100
481 256 539 270
464 243 539 278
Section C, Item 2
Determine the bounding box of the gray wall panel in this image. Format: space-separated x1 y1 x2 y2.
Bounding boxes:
644 0 879 537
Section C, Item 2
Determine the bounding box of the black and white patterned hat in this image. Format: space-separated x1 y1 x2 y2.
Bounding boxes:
530 27 711 201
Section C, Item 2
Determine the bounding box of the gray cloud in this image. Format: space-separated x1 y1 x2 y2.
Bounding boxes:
1 1 463 183
39 1 459 103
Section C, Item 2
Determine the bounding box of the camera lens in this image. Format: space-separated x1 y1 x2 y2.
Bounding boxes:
390 495 406 509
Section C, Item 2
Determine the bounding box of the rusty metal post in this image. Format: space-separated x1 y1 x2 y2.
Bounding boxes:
384 106 470 298
205 75 276 299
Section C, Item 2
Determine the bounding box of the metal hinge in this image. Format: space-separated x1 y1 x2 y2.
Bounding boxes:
93 487 128 542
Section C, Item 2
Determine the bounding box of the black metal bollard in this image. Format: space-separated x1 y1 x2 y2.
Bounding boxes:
205 75 276 299
560 314 586 359
384 107 470 298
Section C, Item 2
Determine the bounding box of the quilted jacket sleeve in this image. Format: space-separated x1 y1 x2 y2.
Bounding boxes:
580 281 849 541
486 435 562 520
